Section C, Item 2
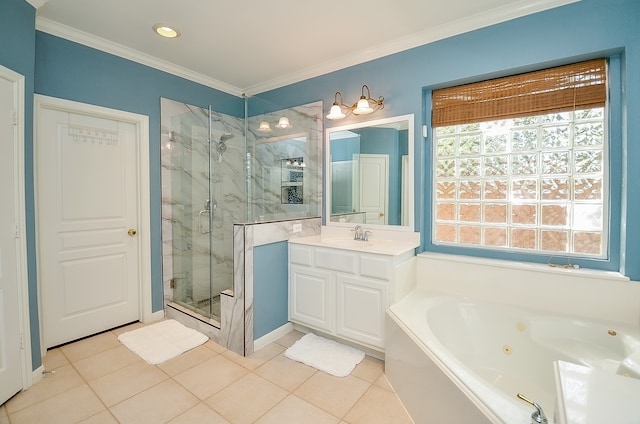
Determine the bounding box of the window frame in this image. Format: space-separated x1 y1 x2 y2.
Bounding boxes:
423 55 622 272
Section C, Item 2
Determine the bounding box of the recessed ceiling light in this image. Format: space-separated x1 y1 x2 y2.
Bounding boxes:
153 24 181 38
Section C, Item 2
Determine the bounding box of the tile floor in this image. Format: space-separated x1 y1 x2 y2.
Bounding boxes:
0 322 414 424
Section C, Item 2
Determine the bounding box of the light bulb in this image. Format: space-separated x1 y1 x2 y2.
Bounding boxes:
153 24 181 38
276 117 291 129
326 104 346 120
353 98 373 115
258 121 272 132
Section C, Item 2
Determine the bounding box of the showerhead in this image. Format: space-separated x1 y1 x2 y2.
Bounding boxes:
216 140 227 154
216 134 234 153
214 134 233 162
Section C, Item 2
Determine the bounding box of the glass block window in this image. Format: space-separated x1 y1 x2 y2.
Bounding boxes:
432 60 608 258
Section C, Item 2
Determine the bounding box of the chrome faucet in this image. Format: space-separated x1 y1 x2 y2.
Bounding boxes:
351 225 371 241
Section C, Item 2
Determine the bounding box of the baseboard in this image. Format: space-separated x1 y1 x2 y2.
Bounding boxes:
254 322 294 351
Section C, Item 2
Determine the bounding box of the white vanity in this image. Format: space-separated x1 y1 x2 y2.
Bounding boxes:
289 113 418 354
288 232 418 353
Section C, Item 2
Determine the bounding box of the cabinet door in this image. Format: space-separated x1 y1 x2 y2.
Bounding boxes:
289 265 334 332
336 274 388 348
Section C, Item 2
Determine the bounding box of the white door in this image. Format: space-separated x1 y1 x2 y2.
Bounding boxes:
359 154 388 225
0 70 24 404
36 100 143 348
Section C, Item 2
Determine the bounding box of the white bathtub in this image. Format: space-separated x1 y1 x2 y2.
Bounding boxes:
384 253 640 424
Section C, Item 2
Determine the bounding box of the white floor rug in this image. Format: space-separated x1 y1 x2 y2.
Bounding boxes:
285 333 365 377
118 319 208 365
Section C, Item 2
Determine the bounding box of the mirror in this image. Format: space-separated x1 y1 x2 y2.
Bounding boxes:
326 114 414 230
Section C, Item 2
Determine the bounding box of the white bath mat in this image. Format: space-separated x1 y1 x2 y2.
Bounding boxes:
285 333 365 377
118 319 208 365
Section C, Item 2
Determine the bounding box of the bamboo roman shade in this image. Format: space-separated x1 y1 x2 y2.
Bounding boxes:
432 58 607 127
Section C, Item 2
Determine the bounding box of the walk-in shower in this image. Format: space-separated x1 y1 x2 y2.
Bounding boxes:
160 97 322 327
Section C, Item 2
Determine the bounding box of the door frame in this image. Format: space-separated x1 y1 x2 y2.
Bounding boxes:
34 95 152 357
0 64 32 389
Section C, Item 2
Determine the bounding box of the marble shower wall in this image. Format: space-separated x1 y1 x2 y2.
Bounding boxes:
246 101 323 222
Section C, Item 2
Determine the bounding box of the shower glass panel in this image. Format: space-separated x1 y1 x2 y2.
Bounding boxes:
161 98 245 323
161 97 322 325
246 101 323 222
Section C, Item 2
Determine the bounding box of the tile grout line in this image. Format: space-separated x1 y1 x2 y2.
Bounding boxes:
63 333 131 423
8 326 412 424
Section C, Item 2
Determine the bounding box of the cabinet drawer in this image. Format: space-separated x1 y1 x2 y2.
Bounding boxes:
315 249 356 273
359 255 391 280
289 244 313 266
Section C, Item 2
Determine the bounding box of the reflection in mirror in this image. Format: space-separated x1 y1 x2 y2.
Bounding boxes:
248 101 323 222
326 114 414 230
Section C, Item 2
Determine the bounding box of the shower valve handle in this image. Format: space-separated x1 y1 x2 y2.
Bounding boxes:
198 209 211 234
517 393 548 424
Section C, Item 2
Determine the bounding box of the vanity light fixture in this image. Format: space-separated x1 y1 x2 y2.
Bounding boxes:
326 85 384 119
258 116 292 132
153 23 181 38
284 157 306 167
326 92 351 120
352 84 384 115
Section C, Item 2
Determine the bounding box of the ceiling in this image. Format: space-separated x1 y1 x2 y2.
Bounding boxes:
33 0 577 96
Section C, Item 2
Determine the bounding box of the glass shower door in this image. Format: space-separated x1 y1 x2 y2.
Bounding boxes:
168 104 217 320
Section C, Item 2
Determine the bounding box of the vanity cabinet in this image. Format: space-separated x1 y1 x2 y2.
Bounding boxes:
288 242 415 351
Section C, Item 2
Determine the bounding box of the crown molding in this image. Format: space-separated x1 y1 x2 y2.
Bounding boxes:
35 17 244 97
34 0 578 96
26 0 49 9
244 0 579 94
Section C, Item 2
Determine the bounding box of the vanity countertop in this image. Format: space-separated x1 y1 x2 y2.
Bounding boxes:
289 234 419 256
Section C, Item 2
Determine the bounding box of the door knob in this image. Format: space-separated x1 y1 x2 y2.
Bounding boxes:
128 229 137 236
379 212 385 217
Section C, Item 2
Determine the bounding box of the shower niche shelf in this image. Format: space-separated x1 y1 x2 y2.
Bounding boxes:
281 157 304 204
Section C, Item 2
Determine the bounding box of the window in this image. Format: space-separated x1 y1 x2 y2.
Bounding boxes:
431 59 607 257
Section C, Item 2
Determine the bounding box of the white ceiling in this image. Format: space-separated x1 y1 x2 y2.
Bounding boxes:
33 0 577 96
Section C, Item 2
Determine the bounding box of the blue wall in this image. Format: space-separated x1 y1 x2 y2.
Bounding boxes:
253 242 289 339
0 0 40 369
330 136 360 161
